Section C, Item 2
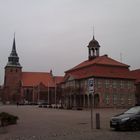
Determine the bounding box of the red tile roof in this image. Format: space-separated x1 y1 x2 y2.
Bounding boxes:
67 68 134 80
64 55 134 80
66 55 129 72
22 72 55 87
131 69 140 83
54 76 64 84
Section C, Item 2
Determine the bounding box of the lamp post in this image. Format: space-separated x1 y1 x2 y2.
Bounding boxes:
48 83 50 105
88 78 94 130
91 93 94 129
55 82 57 107
37 85 40 103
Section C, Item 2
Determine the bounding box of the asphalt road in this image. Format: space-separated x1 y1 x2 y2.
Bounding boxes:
0 105 140 140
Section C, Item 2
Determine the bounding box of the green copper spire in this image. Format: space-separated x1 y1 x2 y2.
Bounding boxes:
6 35 22 68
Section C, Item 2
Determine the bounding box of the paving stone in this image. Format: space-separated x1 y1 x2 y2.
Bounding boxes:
0 105 140 140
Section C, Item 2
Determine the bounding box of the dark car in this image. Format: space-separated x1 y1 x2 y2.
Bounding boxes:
110 106 140 131
38 102 48 108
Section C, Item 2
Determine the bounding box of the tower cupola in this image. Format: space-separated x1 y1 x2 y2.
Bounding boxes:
87 35 100 60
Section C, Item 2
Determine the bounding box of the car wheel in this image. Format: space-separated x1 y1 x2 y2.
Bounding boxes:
115 127 120 131
131 121 139 131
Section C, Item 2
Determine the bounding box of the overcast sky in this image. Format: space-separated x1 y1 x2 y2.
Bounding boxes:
0 0 140 84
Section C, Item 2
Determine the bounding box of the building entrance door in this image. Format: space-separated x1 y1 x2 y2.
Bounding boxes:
94 94 100 107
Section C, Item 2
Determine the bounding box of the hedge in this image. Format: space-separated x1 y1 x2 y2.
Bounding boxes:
0 112 18 126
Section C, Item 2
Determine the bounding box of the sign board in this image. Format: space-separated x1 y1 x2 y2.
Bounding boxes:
88 78 94 94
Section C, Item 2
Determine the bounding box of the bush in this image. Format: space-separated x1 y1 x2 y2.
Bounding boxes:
0 112 18 126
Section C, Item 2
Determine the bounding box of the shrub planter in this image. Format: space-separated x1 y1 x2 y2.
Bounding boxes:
0 112 18 127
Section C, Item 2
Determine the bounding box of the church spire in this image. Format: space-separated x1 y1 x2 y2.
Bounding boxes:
6 35 22 68
10 33 18 57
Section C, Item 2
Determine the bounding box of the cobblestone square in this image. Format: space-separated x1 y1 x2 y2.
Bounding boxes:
0 105 140 140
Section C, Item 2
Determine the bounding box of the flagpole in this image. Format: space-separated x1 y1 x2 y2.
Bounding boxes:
55 81 57 107
48 83 50 105
33 86 35 103
37 85 40 103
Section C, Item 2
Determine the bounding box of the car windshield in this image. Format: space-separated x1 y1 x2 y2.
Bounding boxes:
124 106 140 114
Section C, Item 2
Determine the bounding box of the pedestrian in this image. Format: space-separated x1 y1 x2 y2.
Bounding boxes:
17 102 19 107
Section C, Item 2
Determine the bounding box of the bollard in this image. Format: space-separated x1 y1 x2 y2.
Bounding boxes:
96 113 100 129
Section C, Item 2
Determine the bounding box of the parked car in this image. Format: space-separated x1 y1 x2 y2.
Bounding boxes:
38 102 48 108
28 102 38 105
110 106 140 131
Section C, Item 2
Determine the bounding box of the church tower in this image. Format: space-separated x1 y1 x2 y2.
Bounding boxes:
4 36 22 103
87 35 100 60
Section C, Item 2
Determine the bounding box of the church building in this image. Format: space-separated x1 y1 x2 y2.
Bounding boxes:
61 35 136 108
2 37 63 104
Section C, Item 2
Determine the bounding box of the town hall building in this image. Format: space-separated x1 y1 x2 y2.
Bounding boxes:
60 35 136 108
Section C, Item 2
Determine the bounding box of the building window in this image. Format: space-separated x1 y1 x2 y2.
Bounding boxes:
128 93 133 105
75 81 79 88
112 80 117 88
10 69 13 72
120 80 124 88
116 80 120 88
85 80 87 86
105 93 110 105
127 81 133 89
113 93 117 105
105 80 110 88
124 81 128 88
97 79 102 88
120 94 125 105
